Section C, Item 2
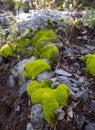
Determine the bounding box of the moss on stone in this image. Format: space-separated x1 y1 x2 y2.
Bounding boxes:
0 44 13 58
24 59 51 79
82 54 95 76
26 80 70 127
39 44 59 61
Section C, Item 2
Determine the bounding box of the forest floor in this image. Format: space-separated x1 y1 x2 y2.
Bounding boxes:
0 4 95 129
0 25 95 130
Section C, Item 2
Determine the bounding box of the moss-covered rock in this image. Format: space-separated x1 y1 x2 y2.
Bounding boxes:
39 44 59 61
24 59 51 79
0 44 13 58
26 80 70 127
82 54 95 76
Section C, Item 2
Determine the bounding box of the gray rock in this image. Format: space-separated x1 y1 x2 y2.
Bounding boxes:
55 43 64 49
55 107 65 120
85 123 95 130
51 82 60 88
57 76 72 88
70 87 79 92
19 80 31 97
42 59 51 65
79 77 86 84
26 122 33 130
80 49 90 55
16 10 72 32
30 104 46 129
0 17 7 27
8 75 15 88
0 56 4 65
91 100 95 113
12 56 36 85
37 71 53 82
55 69 72 77
76 89 88 102
15 105 20 112
68 78 81 87
76 116 86 130
73 62 80 69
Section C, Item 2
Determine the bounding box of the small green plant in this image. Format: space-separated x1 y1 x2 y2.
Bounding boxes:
39 44 59 61
24 59 51 79
80 9 95 29
82 54 95 76
30 29 59 48
26 80 70 127
0 44 13 58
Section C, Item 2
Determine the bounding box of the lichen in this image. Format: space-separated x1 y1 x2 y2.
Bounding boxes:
0 44 13 58
26 80 70 127
82 54 95 76
24 59 51 79
39 44 59 61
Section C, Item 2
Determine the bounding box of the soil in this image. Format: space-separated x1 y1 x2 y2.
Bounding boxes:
0 16 95 130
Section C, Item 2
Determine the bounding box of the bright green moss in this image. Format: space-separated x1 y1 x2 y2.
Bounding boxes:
30 29 58 47
24 59 51 79
26 80 42 97
26 80 70 127
43 98 59 127
0 44 13 58
82 54 95 76
54 84 70 106
39 44 59 61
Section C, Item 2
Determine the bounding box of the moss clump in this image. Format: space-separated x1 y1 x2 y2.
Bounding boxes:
39 44 59 61
26 80 70 127
0 44 13 58
82 54 95 76
30 29 59 48
24 59 51 79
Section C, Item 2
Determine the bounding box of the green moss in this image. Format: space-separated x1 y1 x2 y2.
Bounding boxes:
39 44 59 61
26 80 70 127
26 80 42 97
82 54 95 76
43 98 59 126
30 29 58 47
54 84 70 106
0 44 13 58
24 59 51 79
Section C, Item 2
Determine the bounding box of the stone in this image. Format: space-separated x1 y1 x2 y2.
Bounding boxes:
11 56 36 85
68 78 81 87
80 49 90 55
85 123 95 130
91 100 95 113
16 10 72 32
55 107 65 120
51 82 60 88
0 56 4 65
37 71 53 82
22 1 30 13
55 43 64 49
76 89 88 102
70 86 79 92
79 77 86 84
19 80 31 97
55 69 72 77
30 104 46 129
57 76 72 88
26 122 33 130
8 75 15 88
76 116 86 130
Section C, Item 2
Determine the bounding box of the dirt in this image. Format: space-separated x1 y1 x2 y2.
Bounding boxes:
0 22 95 130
